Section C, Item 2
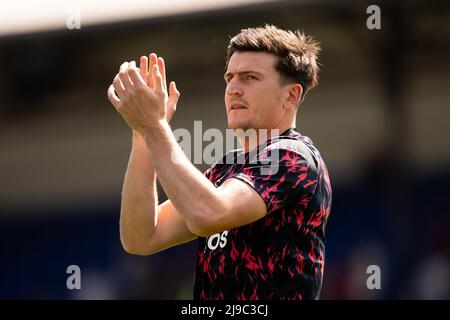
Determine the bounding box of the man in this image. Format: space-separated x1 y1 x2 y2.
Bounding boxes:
107 25 332 300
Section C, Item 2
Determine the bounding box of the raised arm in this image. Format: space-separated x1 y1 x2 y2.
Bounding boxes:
108 59 268 239
112 54 196 255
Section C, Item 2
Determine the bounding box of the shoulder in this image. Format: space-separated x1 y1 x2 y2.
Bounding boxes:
260 135 318 170
204 148 243 176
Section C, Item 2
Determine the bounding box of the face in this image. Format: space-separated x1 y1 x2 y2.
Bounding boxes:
224 51 290 130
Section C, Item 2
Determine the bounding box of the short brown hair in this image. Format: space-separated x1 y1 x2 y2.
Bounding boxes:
226 25 321 102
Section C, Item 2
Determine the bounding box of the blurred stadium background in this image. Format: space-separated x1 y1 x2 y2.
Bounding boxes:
0 0 449 299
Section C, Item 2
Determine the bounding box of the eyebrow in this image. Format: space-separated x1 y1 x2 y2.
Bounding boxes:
224 70 264 80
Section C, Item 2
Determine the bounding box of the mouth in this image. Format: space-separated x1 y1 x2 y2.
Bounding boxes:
230 103 247 111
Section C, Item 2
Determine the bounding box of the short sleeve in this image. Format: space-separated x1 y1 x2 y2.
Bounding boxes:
204 166 212 179
230 148 318 214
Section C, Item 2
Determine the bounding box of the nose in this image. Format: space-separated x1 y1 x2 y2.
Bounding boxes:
226 81 243 97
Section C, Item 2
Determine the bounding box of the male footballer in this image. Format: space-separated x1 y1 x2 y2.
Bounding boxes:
107 25 332 300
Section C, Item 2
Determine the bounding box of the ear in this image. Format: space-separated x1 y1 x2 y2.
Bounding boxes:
283 83 303 110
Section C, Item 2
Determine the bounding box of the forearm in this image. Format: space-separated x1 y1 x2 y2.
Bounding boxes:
120 132 158 252
143 121 227 236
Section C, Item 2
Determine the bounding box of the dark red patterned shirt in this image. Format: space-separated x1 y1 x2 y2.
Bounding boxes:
193 128 332 300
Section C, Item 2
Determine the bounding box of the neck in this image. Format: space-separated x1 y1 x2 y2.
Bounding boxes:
236 123 294 153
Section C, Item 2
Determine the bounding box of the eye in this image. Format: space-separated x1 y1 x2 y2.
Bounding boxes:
246 75 258 80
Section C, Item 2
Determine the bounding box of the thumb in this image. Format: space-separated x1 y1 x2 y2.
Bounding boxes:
168 81 181 106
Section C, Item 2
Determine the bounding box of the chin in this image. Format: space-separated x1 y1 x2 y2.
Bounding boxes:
227 119 250 131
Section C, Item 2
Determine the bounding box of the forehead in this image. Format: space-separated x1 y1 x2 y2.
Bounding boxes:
226 51 278 74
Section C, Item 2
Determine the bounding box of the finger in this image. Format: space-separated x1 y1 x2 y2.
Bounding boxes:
119 64 133 91
148 53 157 88
128 67 147 88
119 62 128 72
152 64 164 96
157 57 167 93
168 81 180 107
107 85 120 108
139 56 148 83
113 75 125 97
169 81 180 100
128 61 137 85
